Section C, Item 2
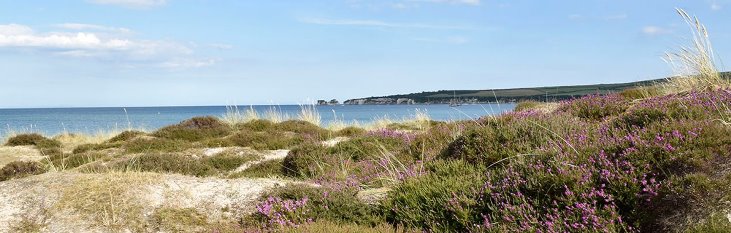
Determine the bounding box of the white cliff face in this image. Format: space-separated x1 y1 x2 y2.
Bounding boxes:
344 98 415 105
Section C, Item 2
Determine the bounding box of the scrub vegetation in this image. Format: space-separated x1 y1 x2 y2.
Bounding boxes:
0 8 730 233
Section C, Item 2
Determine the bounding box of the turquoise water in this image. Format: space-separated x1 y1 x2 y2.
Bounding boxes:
0 104 515 137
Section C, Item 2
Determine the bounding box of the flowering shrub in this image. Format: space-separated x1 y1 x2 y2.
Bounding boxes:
254 185 384 230
249 89 731 232
256 196 311 228
559 94 630 121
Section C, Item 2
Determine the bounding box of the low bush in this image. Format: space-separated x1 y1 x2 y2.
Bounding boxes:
229 159 284 178
227 130 303 150
382 160 483 231
4 133 63 156
4 133 48 146
115 153 216 177
72 142 122 154
276 120 330 136
254 184 384 229
153 116 232 142
404 123 462 161
332 134 409 161
619 86 662 100
514 100 542 112
0 161 46 181
107 130 146 143
123 138 190 153
50 152 110 169
443 113 582 166
200 153 259 172
558 94 629 121
282 142 328 177
236 119 275 132
335 127 366 137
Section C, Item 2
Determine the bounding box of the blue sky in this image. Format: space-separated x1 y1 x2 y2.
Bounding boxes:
0 0 729 108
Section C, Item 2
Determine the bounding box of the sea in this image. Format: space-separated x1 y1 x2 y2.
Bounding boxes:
0 104 515 137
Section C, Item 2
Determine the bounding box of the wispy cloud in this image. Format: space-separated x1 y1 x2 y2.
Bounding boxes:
299 17 474 30
87 0 167 8
642 26 673 36
711 2 722 10
55 23 132 33
0 23 214 69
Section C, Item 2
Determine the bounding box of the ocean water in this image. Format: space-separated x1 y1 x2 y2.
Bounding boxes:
0 104 515 137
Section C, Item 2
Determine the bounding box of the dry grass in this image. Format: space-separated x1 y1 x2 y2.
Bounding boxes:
265 106 291 123
661 8 730 93
55 172 160 230
220 105 261 126
298 104 321 126
0 146 44 167
325 109 349 131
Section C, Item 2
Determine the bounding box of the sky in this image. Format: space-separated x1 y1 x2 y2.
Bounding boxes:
0 0 729 108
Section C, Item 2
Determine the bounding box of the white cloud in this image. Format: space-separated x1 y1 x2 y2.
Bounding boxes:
299 17 473 30
711 2 722 10
88 0 167 8
160 58 218 69
642 26 672 36
0 23 213 69
55 23 132 33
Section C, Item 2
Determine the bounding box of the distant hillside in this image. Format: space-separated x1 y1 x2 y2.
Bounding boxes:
344 73 730 105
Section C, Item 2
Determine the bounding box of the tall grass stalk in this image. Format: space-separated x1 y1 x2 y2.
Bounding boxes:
264 106 289 123
298 104 321 126
326 110 348 131
662 8 729 93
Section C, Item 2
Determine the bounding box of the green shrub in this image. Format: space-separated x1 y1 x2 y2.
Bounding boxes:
404 123 461 161
200 153 259 171
116 153 216 177
50 152 110 169
282 142 329 177
443 124 532 166
4 133 48 146
619 86 662 100
0 161 46 181
276 120 330 136
641 173 731 232
72 142 122 154
614 107 668 129
514 100 542 112
4 133 62 156
107 130 146 143
123 138 190 153
258 184 385 227
236 119 275 132
153 116 232 141
35 139 63 156
558 94 629 121
686 212 731 233
227 130 302 150
335 127 366 137
229 159 284 178
282 221 408 233
331 135 408 161
382 160 483 231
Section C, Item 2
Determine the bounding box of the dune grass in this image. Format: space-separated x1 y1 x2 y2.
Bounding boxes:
661 8 730 93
